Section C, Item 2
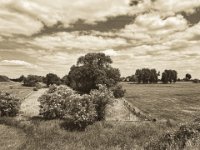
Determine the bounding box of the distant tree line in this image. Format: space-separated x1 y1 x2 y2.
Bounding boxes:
135 68 160 84
161 70 177 84
123 68 178 84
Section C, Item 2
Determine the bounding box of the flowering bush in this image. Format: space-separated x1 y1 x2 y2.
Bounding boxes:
90 84 114 120
0 91 21 117
38 85 97 128
111 84 126 98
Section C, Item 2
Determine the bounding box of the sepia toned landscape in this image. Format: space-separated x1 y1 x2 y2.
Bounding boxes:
0 0 200 150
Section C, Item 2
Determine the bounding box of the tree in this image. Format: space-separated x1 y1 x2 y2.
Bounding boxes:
23 75 42 87
135 68 159 84
161 70 177 84
61 75 70 85
68 53 121 93
45 73 61 87
185 73 192 80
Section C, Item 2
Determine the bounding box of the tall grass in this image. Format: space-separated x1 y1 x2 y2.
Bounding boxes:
0 117 174 150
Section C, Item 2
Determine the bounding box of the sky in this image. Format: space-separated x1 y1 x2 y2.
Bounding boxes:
0 0 200 79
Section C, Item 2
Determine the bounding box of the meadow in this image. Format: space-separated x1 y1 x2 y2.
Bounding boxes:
0 82 33 99
122 82 200 123
0 81 200 150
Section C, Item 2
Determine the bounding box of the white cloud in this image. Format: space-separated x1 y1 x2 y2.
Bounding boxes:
0 0 131 36
0 9 43 36
102 49 119 56
153 0 200 15
30 32 127 50
135 14 187 31
1 60 38 68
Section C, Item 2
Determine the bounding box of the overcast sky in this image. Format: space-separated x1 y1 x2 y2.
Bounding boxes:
0 0 200 78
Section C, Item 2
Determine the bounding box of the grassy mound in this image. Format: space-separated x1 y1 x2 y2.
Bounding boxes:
0 75 10 82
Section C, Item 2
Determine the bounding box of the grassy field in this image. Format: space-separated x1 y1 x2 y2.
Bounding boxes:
0 82 33 99
1 82 200 149
0 117 173 150
0 124 26 150
122 82 200 123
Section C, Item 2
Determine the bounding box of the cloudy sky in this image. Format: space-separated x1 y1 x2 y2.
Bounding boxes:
0 0 200 78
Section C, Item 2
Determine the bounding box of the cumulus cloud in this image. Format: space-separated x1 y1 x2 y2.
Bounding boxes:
0 0 131 36
0 0 200 78
153 0 200 15
30 32 127 50
102 49 119 56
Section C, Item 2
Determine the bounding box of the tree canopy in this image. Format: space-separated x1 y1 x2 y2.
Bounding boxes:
161 70 177 84
45 73 61 87
135 68 159 84
185 73 192 80
68 53 121 93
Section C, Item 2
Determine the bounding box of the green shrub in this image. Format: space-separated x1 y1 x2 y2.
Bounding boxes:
0 91 21 117
90 84 114 121
146 120 200 150
33 87 38 91
111 85 126 98
38 85 97 128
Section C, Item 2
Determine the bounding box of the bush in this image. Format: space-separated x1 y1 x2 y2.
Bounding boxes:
0 91 21 117
90 85 114 121
38 85 97 128
146 120 200 150
33 87 38 91
111 85 126 98
193 79 200 83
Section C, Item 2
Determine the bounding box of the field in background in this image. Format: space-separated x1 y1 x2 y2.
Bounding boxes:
122 82 200 122
0 82 33 99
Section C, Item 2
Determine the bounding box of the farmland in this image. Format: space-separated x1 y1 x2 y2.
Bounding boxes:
122 82 200 123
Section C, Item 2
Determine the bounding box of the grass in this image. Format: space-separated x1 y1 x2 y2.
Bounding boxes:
0 124 26 150
122 82 200 123
0 82 33 100
0 117 174 150
1 82 200 149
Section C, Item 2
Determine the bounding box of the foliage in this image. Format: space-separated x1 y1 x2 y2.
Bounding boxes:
33 87 38 91
185 73 192 80
0 91 21 117
23 75 44 87
161 70 177 84
45 73 61 87
135 68 159 84
193 79 200 83
68 53 121 93
61 75 70 85
111 84 126 98
38 85 97 128
90 84 114 121
11 75 26 82
146 120 200 150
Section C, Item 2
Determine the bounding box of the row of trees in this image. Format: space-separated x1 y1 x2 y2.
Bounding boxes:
12 74 61 87
161 70 177 84
12 53 194 87
12 53 124 97
135 68 160 84
124 68 178 84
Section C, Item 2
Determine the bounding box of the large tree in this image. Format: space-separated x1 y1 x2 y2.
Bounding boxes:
135 68 159 84
185 73 192 80
45 73 61 87
161 70 177 84
68 53 121 93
